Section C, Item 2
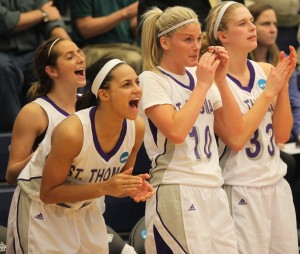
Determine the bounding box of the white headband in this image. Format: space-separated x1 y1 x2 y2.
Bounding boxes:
91 59 125 97
213 1 236 40
157 18 198 37
48 38 61 57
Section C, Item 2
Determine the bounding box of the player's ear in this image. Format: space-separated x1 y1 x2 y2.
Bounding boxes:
217 31 228 43
98 89 110 101
45 66 58 78
160 36 170 50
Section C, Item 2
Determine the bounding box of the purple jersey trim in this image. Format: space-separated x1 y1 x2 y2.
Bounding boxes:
89 107 127 162
40 95 70 117
16 190 25 253
226 60 255 93
153 225 174 254
148 118 158 146
159 69 195 91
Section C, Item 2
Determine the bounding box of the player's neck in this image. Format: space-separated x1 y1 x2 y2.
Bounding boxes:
159 57 186 75
228 56 249 77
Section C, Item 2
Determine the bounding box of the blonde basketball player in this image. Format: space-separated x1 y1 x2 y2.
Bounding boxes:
204 2 298 253
139 5 244 254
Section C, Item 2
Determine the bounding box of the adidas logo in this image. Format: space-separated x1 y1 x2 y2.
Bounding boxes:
188 204 196 211
107 233 114 243
0 242 6 252
238 199 247 205
34 213 44 220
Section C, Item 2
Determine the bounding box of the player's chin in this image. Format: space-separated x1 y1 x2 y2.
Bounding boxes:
187 58 198 67
126 113 138 121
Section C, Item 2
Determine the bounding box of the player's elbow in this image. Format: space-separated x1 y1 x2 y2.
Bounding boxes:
230 143 244 152
5 174 17 186
225 139 245 152
275 135 290 145
5 168 18 186
40 190 52 204
167 132 186 144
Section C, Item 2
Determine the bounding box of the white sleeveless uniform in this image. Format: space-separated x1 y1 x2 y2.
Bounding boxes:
139 67 238 254
7 106 136 254
6 96 70 254
220 60 298 254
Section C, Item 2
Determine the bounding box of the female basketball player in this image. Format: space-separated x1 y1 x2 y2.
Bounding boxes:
6 37 87 253
8 58 154 253
204 2 298 253
138 5 244 253
247 1 300 219
6 37 85 185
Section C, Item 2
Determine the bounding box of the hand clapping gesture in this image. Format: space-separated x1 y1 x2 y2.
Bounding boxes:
123 167 155 202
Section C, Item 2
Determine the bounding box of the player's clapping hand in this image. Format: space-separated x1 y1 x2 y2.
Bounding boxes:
209 46 229 85
264 53 291 97
102 168 144 198
196 47 221 91
129 174 155 202
123 168 155 202
279 46 297 86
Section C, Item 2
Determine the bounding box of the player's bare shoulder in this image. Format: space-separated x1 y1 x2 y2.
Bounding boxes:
256 62 273 77
52 114 84 154
14 101 48 134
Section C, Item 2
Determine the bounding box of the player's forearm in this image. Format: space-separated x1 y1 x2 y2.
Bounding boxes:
40 182 103 204
273 87 293 143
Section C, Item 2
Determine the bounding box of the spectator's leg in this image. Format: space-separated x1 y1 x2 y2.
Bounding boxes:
83 45 110 69
83 44 142 74
20 51 38 105
0 53 23 132
119 44 142 75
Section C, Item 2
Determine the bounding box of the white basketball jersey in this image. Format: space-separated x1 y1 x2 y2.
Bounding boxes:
18 96 70 198
139 67 224 188
59 106 136 209
219 60 286 187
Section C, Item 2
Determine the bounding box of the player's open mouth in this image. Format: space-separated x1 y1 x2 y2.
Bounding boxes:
74 68 85 77
129 98 139 108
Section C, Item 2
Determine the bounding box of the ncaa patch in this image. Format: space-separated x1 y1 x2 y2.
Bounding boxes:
120 151 129 163
257 79 266 90
141 229 147 239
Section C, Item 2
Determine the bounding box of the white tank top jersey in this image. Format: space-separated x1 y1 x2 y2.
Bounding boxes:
62 106 136 209
219 60 287 187
18 105 136 209
139 67 224 188
18 96 70 198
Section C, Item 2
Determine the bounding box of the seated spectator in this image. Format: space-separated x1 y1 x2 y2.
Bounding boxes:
70 0 142 74
245 0 300 55
0 0 70 132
